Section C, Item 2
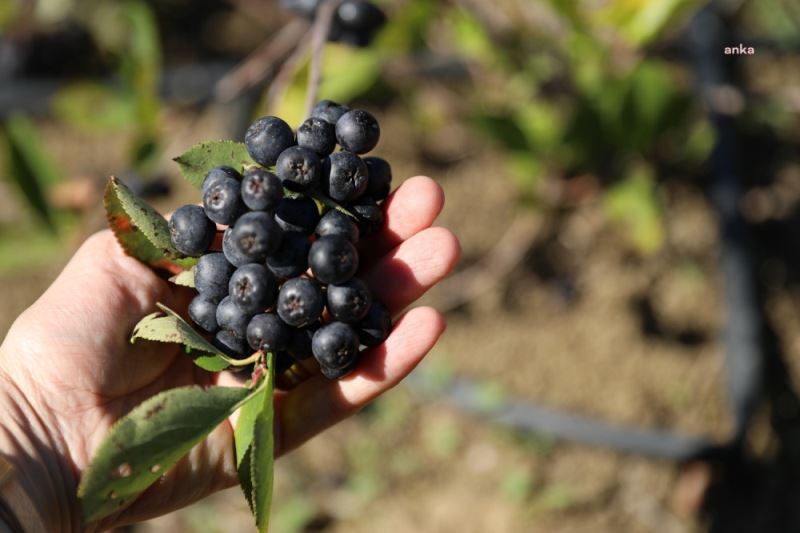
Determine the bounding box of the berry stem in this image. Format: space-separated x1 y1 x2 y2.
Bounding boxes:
227 349 265 367
306 189 357 218
305 0 341 117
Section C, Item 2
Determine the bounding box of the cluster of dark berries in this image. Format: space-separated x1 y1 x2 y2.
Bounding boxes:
281 0 386 47
168 100 393 380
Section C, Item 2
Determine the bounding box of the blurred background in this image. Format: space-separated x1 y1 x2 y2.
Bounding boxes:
2 0 800 531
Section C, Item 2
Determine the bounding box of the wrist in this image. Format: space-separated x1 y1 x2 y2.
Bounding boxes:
0 359 79 532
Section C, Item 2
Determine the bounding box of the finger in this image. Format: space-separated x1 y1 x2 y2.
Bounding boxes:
363 226 461 314
275 306 445 456
359 176 444 265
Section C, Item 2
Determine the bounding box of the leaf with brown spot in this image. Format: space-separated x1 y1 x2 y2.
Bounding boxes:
104 177 196 272
78 385 256 523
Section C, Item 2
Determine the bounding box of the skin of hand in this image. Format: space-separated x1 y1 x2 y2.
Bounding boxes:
0 175 460 532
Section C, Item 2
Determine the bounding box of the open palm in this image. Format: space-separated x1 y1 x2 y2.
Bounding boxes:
0 176 459 531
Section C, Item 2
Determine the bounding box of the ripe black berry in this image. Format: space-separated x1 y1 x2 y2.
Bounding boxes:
213 329 250 359
246 313 289 352
245 116 295 167
229 264 278 314
335 109 380 154
216 296 252 338
324 151 368 202
266 231 311 279
315 209 360 243
203 176 244 225
201 166 242 197
363 156 392 201
297 117 336 157
308 235 359 284
224 211 283 266
336 0 386 32
286 322 320 360
194 253 234 302
277 277 324 327
351 196 384 235
169 204 216 256
241 168 283 212
276 146 321 190
311 100 350 125
312 321 360 373
327 278 372 323
188 295 219 334
274 196 320 235
357 300 392 347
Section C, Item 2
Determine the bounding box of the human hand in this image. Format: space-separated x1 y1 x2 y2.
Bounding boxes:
0 175 460 531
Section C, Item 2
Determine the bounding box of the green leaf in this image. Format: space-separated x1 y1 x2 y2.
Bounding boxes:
169 269 195 288
604 164 664 255
104 177 196 272
131 304 232 371
3 114 60 230
251 354 276 532
235 387 266 513
173 141 253 189
78 385 253 522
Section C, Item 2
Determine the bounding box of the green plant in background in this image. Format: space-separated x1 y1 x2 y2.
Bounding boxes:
55 0 163 174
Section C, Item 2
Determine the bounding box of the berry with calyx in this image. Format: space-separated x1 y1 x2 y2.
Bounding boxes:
203 176 244 225
363 156 392 201
246 313 289 352
216 296 252 338
357 300 392 347
351 196 384 235
276 146 321 190
169 204 216 256
188 295 219 334
315 209 359 243
245 116 295 167
324 151 368 202
335 109 380 154
309 235 359 284
229 263 278 314
311 100 350 125
327 278 372 322
274 196 320 235
241 168 282 212
202 166 242 197
224 211 283 266
194 253 234 302
297 117 336 157
213 329 250 359
266 231 311 279
277 277 324 327
312 321 360 372
285 321 320 360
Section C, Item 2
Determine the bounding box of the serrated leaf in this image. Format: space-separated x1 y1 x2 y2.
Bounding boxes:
131 304 232 371
78 385 253 522
251 354 276 532
169 269 195 288
173 141 253 189
104 177 195 273
235 388 266 513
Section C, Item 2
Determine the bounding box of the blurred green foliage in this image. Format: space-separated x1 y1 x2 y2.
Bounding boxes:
2 0 796 261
